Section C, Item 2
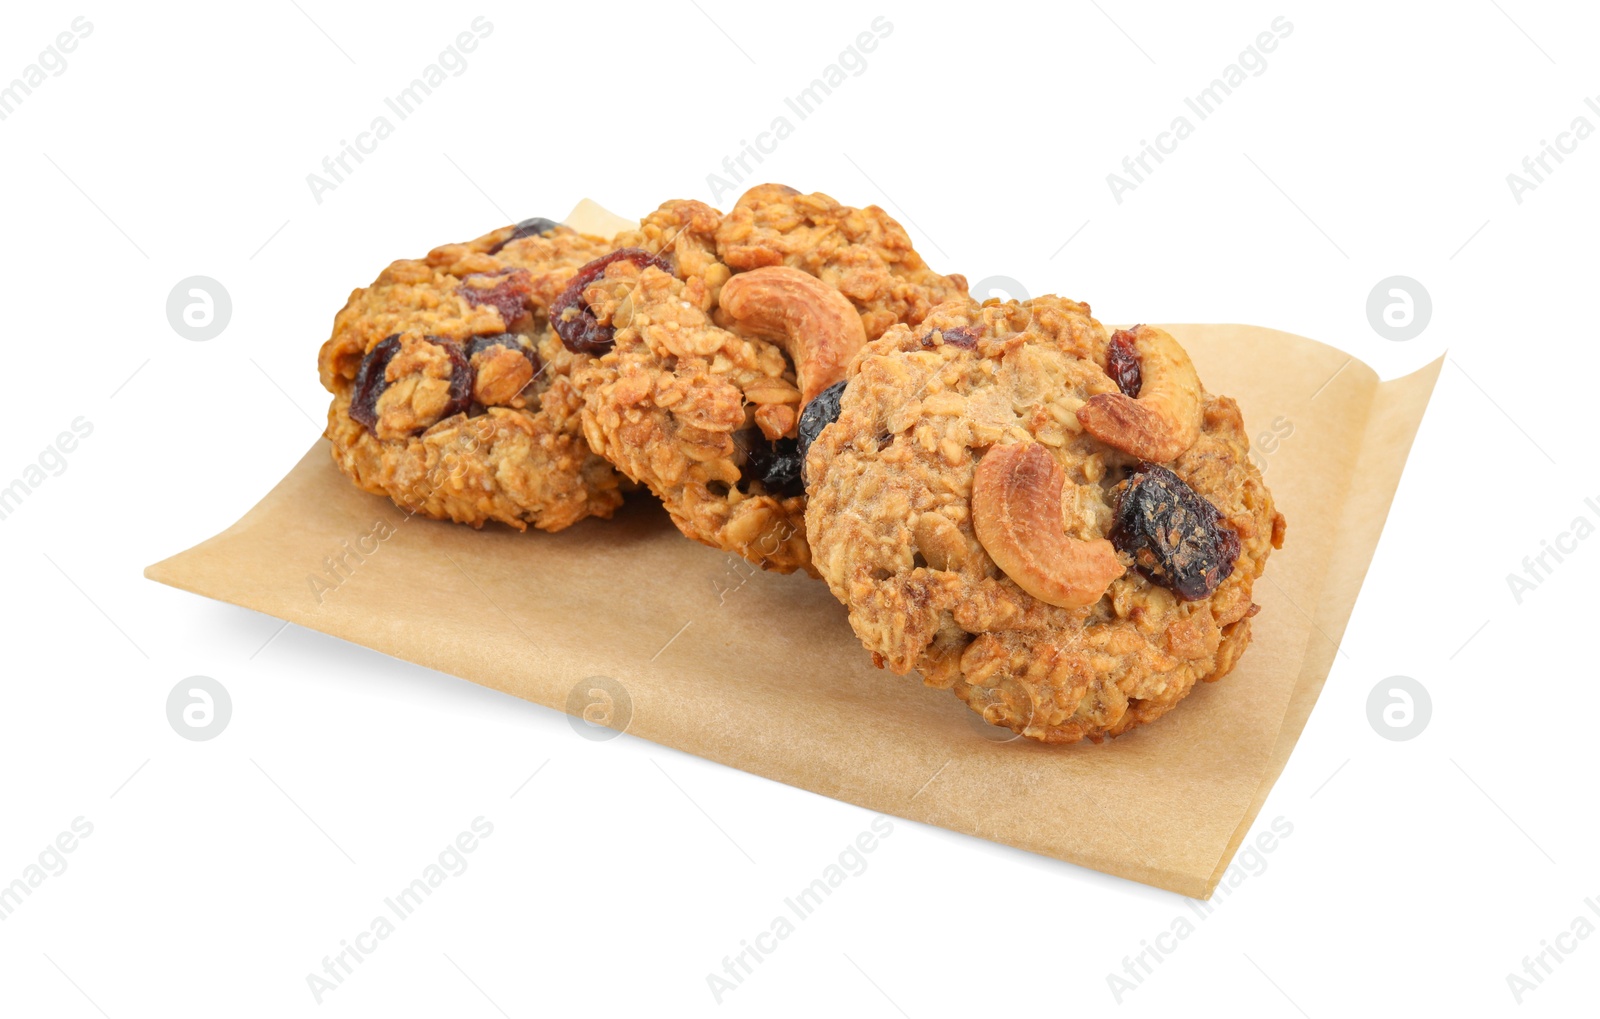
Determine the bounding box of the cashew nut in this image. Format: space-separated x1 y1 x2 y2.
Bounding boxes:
1076 325 1203 462
970 442 1123 608
718 266 866 405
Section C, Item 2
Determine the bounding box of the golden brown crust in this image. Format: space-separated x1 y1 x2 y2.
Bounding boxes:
804 297 1285 743
316 222 625 531
714 184 969 341
573 187 966 573
573 252 812 572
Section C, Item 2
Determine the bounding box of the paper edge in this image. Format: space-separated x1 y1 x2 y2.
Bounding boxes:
562 198 639 239
1197 354 1445 897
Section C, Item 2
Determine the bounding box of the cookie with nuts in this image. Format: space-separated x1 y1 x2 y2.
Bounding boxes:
317 217 627 531
568 189 965 574
803 297 1286 743
715 183 969 341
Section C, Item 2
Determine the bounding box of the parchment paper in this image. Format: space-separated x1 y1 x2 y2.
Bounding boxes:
145 202 1441 897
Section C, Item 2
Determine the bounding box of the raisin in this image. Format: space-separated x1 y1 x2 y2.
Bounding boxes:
550 248 673 354
1110 464 1239 600
1106 328 1142 397
921 325 980 349
459 268 533 326
487 217 559 255
797 379 846 477
349 334 401 430
348 334 472 434
741 436 804 498
435 338 474 419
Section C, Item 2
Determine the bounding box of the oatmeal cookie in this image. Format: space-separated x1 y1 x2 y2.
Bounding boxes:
715 183 968 340
317 217 625 531
569 189 966 574
804 298 1286 743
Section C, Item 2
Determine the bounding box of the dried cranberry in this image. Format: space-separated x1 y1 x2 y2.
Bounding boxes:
921 325 979 349
550 248 672 354
349 334 401 430
434 338 475 419
348 334 473 434
1106 328 1142 397
487 217 559 255
459 268 533 326
1111 464 1239 600
797 379 846 478
741 436 803 498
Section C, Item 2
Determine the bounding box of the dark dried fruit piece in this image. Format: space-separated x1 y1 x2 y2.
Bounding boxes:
550 248 673 354
458 268 533 327
1106 328 1142 397
435 338 475 418
1110 464 1239 600
487 217 559 255
349 334 401 430
741 435 803 498
797 379 846 477
921 325 980 349
348 334 473 434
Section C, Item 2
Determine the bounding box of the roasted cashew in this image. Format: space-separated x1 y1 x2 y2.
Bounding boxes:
1076 325 1203 462
970 442 1123 609
718 266 866 405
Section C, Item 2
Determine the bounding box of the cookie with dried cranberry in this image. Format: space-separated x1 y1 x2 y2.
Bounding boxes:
803 298 1286 743
568 191 959 574
316 217 626 531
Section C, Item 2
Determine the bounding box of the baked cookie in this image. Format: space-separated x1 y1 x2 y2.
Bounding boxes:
715 183 968 341
803 298 1286 743
568 189 967 574
318 217 626 531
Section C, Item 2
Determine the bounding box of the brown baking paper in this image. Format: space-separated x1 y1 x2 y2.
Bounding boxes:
145 202 1441 897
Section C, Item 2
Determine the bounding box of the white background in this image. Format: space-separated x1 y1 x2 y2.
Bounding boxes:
1 1 1596 1015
